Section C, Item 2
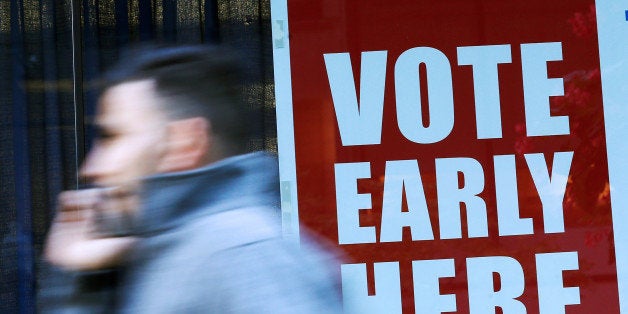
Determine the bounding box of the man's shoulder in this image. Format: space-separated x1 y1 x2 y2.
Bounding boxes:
183 206 283 254
125 206 343 313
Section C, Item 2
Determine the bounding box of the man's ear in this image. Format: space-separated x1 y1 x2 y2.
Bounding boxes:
157 117 211 172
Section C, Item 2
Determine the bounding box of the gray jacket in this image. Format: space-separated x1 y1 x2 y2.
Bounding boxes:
115 152 342 313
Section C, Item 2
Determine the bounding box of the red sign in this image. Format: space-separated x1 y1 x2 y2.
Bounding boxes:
271 0 628 313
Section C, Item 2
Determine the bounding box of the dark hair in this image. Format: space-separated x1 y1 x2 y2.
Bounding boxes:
102 44 249 154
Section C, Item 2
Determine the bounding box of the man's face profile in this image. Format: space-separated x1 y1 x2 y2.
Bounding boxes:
42 80 167 268
81 79 169 190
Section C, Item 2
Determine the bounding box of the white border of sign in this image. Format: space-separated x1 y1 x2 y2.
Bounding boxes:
597 0 628 311
271 0 301 243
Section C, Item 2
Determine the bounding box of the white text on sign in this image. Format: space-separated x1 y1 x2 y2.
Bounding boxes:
325 41 579 313
324 42 568 145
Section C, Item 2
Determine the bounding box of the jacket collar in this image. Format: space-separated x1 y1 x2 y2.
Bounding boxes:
134 152 280 235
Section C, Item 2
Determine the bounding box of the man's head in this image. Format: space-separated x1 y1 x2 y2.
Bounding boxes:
81 45 249 189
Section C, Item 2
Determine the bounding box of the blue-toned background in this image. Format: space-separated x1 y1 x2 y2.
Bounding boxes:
0 1 275 312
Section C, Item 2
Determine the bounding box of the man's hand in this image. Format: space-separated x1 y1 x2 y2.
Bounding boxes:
44 189 138 271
